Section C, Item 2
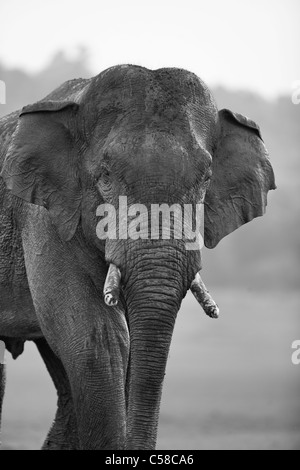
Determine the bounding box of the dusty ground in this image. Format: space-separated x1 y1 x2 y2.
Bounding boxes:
1 288 300 450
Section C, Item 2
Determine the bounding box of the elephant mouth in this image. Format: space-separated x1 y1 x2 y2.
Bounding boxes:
104 262 219 319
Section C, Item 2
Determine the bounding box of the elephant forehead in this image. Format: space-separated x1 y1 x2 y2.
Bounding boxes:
89 65 214 113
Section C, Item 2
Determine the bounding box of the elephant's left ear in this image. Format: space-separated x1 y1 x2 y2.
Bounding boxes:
1 101 82 241
204 109 276 248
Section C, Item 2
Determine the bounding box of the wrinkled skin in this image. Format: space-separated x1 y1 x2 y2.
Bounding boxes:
0 65 275 450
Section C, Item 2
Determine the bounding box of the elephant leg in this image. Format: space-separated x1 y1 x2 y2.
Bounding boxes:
33 296 129 449
34 338 79 450
22 222 129 449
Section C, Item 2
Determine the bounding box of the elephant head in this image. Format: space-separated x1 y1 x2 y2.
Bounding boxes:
1 65 275 449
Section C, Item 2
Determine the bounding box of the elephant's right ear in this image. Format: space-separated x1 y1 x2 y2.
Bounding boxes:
1 101 82 241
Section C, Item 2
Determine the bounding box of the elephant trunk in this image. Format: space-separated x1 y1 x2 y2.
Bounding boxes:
122 244 186 449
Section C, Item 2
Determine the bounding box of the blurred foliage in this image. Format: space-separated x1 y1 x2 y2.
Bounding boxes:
0 52 298 290
0 48 90 117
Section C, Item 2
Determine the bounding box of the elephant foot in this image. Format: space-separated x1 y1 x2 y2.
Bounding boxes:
42 399 79 450
35 339 79 450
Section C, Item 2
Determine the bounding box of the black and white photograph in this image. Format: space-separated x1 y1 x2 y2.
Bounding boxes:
0 0 299 453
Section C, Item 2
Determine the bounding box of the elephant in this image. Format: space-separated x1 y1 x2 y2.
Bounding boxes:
0 64 275 450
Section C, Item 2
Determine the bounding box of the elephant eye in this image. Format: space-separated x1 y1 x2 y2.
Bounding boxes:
97 166 112 194
100 168 110 180
97 164 111 182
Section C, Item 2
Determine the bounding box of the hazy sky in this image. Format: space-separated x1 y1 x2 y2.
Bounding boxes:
1 0 299 98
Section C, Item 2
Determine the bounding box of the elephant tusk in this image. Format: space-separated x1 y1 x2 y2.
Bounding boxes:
103 263 121 307
190 271 219 319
